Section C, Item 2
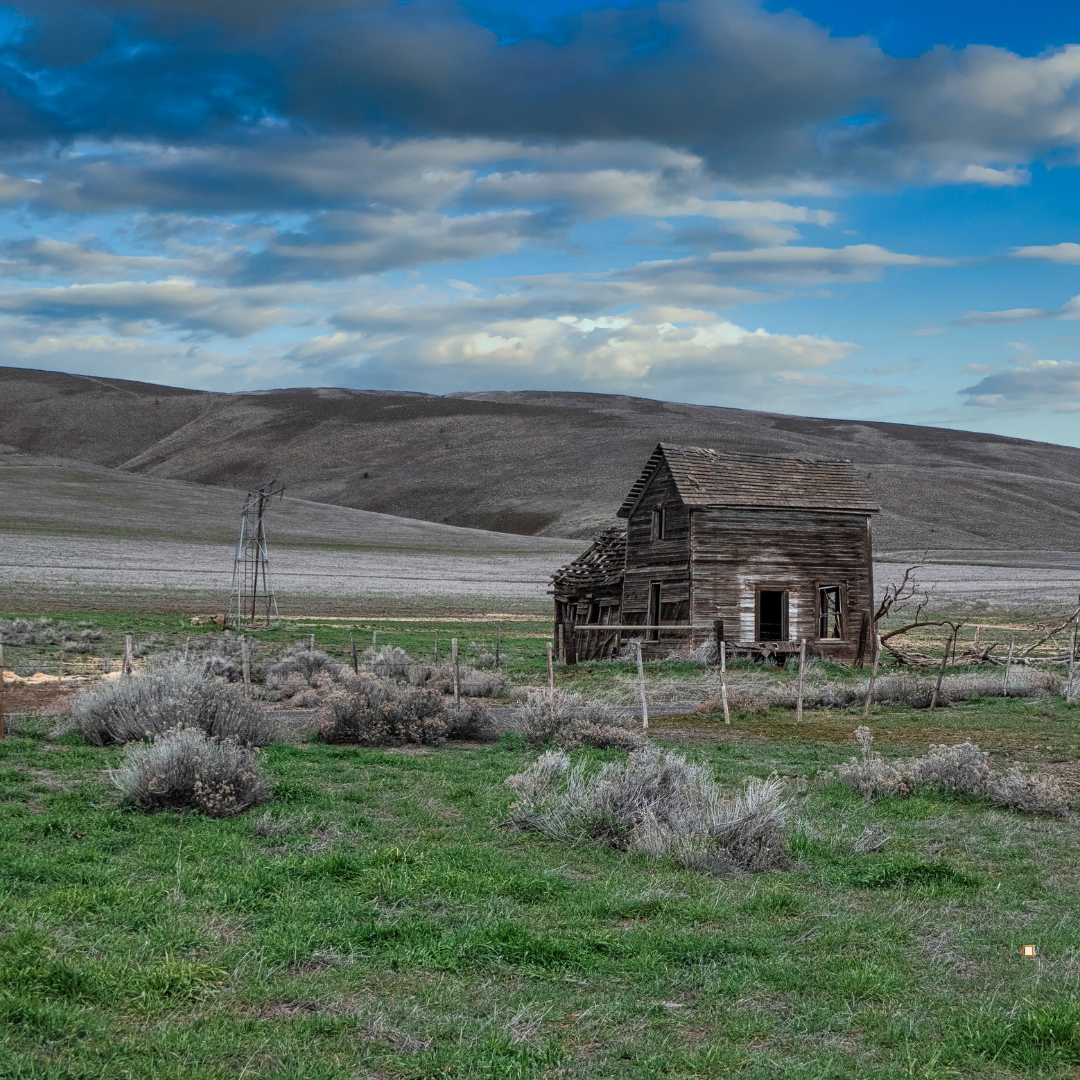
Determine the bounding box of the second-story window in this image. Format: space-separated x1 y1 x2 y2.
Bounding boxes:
650 505 665 541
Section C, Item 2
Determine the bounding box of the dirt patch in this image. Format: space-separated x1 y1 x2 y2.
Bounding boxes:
1041 761 1080 797
1 680 78 716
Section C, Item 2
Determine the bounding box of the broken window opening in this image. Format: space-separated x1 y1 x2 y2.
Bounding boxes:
819 585 843 639
758 589 788 641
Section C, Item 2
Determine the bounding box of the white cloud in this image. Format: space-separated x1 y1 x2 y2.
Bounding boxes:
703 244 951 283
957 294 1080 326
1012 243 1080 264
0 279 293 336
960 357 1080 412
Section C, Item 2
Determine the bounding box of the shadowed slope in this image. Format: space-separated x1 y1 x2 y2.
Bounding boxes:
2 367 1079 553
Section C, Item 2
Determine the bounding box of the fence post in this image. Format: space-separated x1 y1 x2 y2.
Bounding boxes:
452 638 460 705
862 633 882 719
372 629 377 649
795 638 806 723
123 635 133 676
546 641 554 707
931 626 956 709
350 633 358 674
1004 635 1015 698
433 629 439 665
310 634 315 653
0 643 5 740
636 640 649 731
241 635 251 694
58 641 64 686
719 638 730 726
495 624 501 670
184 636 190 662
1067 628 1077 706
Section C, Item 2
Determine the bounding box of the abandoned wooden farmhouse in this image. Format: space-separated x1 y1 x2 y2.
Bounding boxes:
552 443 879 664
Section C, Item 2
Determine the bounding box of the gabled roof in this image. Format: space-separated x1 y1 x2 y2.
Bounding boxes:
616 443 879 517
551 527 626 595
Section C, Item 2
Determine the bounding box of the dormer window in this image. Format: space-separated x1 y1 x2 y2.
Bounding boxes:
650 505 665 541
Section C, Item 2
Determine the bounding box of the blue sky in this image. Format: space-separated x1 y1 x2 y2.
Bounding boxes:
2 1 1080 445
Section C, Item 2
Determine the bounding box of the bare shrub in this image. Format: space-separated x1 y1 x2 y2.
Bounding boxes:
316 674 448 746
111 727 269 817
0 617 57 646
908 740 992 792
458 667 506 698
839 726 1070 816
837 727 911 799
366 645 412 679
266 645 342 688
445 700 492 740
687 638 718 664
202 654 244 682
513 689 644 750
70 663 274 747
988 768 1071 816
505 745 788 873
406 665 433 686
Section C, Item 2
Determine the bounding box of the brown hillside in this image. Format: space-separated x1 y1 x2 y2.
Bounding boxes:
2 366 1079 553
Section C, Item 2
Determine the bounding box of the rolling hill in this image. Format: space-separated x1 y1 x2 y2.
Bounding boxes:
3 365 1080 558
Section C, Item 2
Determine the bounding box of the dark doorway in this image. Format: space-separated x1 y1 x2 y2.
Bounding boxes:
758 590 787 641
647 582 662 641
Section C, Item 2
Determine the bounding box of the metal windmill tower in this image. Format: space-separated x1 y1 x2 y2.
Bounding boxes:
226 482 285 630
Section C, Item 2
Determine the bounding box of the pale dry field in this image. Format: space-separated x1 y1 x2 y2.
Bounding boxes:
0 532 573 614
2 451 1077 617
0 454 580 613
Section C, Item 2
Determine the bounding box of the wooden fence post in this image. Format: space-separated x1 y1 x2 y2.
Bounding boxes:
58 641 64 686
452 638 460 705
241 635 251 693
719 638 730 726
123 635 133 676
931 626 957 709
372 629 377 649
795 638 807 723
546 641 554 703
310 634 315 653
183 636 190 662
0 643 6 740
350 633 358 674
433 629 439 665
1067 628 1077 706
495 624 501 670
862 633 882 719
1004 635 1015 698
636 640 649 731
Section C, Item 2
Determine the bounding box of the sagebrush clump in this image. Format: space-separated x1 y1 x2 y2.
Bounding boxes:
514 689 644 750
505 745 789 873
70 663 275 746
366 644 412 679
839 726 1070 816
111 727 270 817
316 673 449 746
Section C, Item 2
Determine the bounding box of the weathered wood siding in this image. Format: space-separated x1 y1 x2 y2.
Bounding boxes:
690 508 875 663
622 459 692 653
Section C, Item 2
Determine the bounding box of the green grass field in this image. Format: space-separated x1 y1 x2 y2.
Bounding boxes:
4 674 1080 1078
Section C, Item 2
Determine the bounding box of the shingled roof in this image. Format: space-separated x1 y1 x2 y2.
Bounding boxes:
617 444 879 517
551 527 626 595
